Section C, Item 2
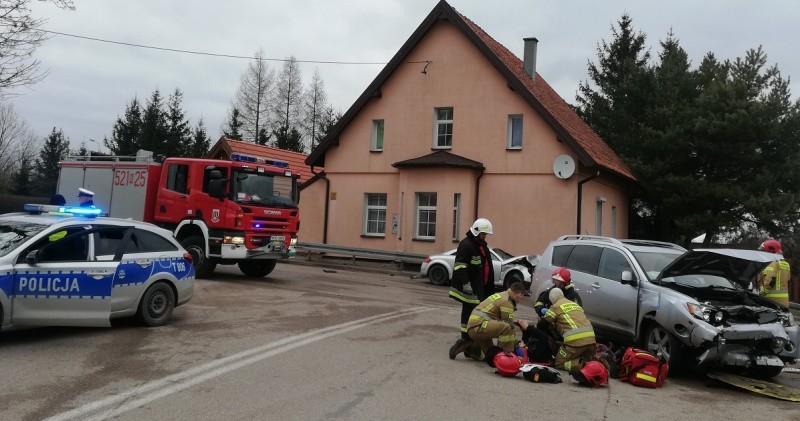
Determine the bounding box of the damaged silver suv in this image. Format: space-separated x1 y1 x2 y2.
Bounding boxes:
531 235 799 377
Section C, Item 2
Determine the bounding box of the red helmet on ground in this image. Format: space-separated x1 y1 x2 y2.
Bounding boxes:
759 239 782 254
493 352 522 377
572 361 608 387
551 267 571 285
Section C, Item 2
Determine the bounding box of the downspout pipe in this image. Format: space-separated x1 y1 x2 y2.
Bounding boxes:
310 166 330 244
577 170 600 235
474 167 485 220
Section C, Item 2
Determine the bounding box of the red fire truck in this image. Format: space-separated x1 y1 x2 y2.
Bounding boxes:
57 152 300 278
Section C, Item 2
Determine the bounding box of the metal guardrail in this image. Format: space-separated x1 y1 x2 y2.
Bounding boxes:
296 242 428 264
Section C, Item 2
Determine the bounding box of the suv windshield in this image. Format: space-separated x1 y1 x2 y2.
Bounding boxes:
0 221 48 257
232 169 298 208
632 251 682 280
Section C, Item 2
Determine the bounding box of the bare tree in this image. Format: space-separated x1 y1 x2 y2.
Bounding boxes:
0 101 37 192
233 48 274 144
302 68 328 152
0 0 75 95
271 56 304 148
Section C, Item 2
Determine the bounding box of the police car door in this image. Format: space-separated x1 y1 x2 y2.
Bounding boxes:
11 226 115 327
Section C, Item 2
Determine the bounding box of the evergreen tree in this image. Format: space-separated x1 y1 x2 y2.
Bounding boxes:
575 14 652 160
164 88 191 156
34 127 69 195
138 89 169 155
188 118 211 158
105 97 142 156
11 155 32 195
314 106 340 151
273 125 303 152
223 107 244 140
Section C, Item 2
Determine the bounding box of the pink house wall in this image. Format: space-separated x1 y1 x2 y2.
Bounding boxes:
301 19 629 256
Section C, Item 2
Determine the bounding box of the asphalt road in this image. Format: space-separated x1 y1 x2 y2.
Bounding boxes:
1 262 798 420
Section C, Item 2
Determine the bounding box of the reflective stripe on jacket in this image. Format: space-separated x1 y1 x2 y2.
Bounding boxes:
466 291 516 330
543 297 595 347
759 260 790 306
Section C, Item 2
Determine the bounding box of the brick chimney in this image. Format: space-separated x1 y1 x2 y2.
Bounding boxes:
523 37 538 80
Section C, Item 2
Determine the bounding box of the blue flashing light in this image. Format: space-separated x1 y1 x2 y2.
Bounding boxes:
24 203 103 217
254 223 262 228
230 152 290 169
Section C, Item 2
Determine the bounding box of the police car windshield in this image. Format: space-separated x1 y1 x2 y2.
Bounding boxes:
232 169 297 208
0 221 48 257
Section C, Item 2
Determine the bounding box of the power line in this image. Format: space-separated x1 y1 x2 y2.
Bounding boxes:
34 27 400 65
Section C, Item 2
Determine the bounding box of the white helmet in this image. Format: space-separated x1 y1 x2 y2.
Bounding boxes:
470 218 494 236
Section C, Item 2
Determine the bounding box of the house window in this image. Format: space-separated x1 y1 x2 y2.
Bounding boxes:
433 108 453 148
415 193 437 239
611 206 617 238
507 115 523 149
595 197 605 235
452 193 461 241
371 120 384 151
363 193 387 236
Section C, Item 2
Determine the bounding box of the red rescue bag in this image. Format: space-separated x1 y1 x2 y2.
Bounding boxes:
618 348 669 388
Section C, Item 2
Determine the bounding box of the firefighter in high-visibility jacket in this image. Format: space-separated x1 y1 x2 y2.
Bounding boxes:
448 218 496 360
466 282 527 353
542 287 596 372
758 239 791 306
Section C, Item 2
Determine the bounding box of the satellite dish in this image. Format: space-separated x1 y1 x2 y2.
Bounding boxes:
553 154 575 179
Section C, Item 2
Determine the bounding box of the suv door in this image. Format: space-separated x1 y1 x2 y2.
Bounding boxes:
591 247 638 338
12 226 115 327
563 245 602 317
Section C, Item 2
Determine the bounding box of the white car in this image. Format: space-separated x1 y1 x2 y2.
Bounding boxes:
420 247 535 289
0 204 195 330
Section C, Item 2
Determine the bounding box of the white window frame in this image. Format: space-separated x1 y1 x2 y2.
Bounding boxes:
415 192 437 240
507 115 523 149
432 108 453 149
370 119 384 151
452 193 461 242
595 197 606 236
363 193 387 237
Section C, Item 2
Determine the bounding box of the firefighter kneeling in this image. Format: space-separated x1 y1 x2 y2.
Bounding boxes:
466 282 527 357
541 287 597 373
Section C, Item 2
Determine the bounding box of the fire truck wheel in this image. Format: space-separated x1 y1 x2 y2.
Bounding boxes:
138 282 175 327
238 260 277 277
181 235 217 277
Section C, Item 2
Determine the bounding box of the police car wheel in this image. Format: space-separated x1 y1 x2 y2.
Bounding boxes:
138 282 175 327
238 260 277 277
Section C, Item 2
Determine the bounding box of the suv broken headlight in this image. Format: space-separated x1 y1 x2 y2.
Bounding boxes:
687 302 725 326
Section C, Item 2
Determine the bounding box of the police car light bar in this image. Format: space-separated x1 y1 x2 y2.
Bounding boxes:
230 153 290 169
24 204 104 217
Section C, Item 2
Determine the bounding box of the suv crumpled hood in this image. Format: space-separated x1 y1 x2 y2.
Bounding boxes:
656 248 779 287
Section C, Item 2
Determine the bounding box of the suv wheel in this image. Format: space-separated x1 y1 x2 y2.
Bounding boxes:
644 323 685 365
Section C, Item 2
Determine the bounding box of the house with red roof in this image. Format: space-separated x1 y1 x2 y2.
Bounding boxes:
301 0 635 256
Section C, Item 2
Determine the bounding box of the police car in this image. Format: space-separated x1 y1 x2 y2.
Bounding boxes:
0 204 194 330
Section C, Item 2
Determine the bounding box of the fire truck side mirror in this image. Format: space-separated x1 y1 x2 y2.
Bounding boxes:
208 179 226 200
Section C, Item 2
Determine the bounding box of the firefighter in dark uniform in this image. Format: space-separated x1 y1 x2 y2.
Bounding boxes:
448 218 496 360
533 267 582 317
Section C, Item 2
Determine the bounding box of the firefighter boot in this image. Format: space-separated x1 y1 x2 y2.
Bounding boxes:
449 338 471 360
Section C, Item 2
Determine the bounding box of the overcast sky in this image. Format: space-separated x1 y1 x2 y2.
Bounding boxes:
11 0 800 153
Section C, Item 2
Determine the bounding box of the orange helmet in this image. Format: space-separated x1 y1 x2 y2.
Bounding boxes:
759 239 782 254
572 361 608 387
551 267 571 285
493 352 522 377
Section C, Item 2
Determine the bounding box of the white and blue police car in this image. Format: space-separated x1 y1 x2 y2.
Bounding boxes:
0 204 194 329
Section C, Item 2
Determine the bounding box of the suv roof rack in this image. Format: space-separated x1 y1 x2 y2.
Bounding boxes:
556 235 685 251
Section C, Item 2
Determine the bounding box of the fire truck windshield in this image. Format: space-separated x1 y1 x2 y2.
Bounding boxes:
232 169 297 208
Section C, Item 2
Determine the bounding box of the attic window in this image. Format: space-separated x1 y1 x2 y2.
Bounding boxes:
432 107 453 149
